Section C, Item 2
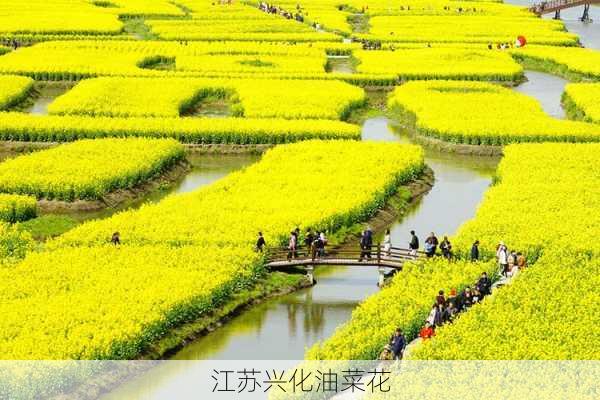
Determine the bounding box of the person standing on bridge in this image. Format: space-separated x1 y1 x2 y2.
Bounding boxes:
255 232 266 252
409 230 419 257
287 231 298 260
319 231 327 257
383 229 392 257
304 228 314 256
359 227 373 261
440 236 452 259
425 232 439 257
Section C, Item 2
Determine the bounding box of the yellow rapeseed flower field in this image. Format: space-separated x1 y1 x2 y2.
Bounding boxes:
364 16 577 46
0 141 425 359
511 45 600 80
356 49 523 81
0 112 361 143
0 75 33 110
563 83 600 123
388 80 600 144
0 138 184 201
0 194 37 223
47 76 365 120
406 144 600 360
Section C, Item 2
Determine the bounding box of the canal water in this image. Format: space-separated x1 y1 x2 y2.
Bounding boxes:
516 70 568 118
62 153 260 222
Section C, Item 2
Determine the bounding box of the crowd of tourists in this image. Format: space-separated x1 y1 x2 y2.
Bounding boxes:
380 238 528 360
1 38 20 50
258 2 308 24
255 228 328 260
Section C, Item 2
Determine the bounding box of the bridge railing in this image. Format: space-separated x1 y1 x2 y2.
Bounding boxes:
529 0 590 14
266 244 424 264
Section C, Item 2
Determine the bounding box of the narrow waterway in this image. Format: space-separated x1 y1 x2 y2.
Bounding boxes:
515 70 568 118
51 153 259 223
24 83 73 115
103 116 498 399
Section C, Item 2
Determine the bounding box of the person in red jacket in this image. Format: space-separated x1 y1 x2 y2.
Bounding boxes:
419 323 435 340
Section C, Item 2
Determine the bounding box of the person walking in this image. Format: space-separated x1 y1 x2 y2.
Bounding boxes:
287 231 297 260
426 303 439 326
470 240 480 261
316 232 326 257
304 228 314 256
310 235 318 260
390 328 406 360
425 232 439 257
360 227 373 260
440 236 452 259
111 232 120 246
434 303 445 327
383 229 392 257
497 241 509 277
255 232 266 252
409 230 419 257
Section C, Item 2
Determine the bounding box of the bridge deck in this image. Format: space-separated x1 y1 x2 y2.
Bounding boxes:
266 258 405 269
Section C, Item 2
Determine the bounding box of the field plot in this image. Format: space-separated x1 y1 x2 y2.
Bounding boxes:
47 77 365 120
389 80 600 144
0 138 184 201
363 16 577 46
0 141 424 359
0 0 123 38
563 83 600 123
511 45 600 80
355 48 523 81
0 40 338 79
0 75 33 109
0 194 37 223
0 113 360 143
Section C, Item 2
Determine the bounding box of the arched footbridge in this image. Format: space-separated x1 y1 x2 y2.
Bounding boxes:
265 245 425 286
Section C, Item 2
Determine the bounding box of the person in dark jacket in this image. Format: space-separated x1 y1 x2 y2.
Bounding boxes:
440 236 452 259
111 232 120 246
359 227 373 260
477 272 491 296
390 328 406 360
444 301 459 323
470 240 480 261
436 290 446 306
255 232 266 252
304 228 314 254
409 230 419 256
